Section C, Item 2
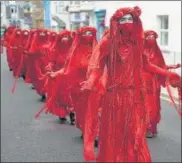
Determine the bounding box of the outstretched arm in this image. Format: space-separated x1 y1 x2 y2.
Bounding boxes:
81 37 109 91
143 55 179 79
167 64 181 70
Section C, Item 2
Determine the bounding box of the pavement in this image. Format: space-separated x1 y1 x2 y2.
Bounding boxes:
1 51 181 162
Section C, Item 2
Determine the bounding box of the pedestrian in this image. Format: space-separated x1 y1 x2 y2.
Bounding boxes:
81 6 181 162
48 26 97 131
142 30 182 138
27 29 48 101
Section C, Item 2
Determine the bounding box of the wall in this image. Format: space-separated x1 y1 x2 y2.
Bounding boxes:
1 2 8 27
103 1 181 75
50 1 70 30
140 1 181 53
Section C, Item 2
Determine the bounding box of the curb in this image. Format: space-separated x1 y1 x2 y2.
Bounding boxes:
161 93 180 103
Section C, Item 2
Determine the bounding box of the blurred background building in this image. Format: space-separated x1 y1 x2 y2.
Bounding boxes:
1 0 181 81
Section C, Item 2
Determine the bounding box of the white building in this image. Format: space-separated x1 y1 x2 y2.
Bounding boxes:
99 1 181 98
1 1 8 27
103 1 181 73
50 1 70 32
67 1 96 30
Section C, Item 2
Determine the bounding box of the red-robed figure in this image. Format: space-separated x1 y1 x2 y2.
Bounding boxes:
9 28 23 77
83 29 110 161
27 29 49 101
24 29 37 84
40 30 57 60
35 30 74 121
18 29 30 80
48 26 97 128
81 7 181 162
142 30 182 138
3 26 16 71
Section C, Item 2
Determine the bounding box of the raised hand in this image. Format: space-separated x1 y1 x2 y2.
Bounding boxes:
168 72 182 88
80 80 93 91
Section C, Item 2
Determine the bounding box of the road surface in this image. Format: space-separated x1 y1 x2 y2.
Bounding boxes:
1 52 181 162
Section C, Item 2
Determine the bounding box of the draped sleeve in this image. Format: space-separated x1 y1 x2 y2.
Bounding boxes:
28 33 39 54
86 36 110 86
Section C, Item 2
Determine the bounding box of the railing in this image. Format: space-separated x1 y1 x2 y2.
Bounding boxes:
162 51 181 76
161 50 181 100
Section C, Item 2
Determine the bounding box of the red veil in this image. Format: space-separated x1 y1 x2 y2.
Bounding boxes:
84 7 152 162
64 26 97 72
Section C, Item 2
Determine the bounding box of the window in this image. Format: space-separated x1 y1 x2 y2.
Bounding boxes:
75 12 80 19
157 15 169 46
56 1 65 14
71 22 80 30
75 1 81 5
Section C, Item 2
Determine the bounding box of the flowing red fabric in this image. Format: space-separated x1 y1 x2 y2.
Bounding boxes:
27 29 49 96
4 27 17 70
83 33 109 161
143 31 182 118
35 30 74 118
63 26 97 132
142 30 167 134
40 31 57 58
24 30 37 83
18 30 30 77
84 7 151 162
9 28 23 77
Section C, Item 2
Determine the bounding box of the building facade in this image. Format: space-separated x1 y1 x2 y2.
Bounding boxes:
50 1 70 32
67 1 95 31
104 1 181 74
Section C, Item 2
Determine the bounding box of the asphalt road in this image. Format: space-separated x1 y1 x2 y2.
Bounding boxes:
1 51 181 162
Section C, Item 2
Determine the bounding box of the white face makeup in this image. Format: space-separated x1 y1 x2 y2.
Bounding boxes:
119 14 133 24
40 32 45 36
16 31 21 34
62 37 69 41
82 31 93 36
145 35 155 40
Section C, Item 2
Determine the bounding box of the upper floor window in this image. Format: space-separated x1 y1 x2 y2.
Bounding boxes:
157 15 169 47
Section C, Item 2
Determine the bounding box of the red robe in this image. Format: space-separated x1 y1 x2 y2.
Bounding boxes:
64 26 97 132
83 32 109 161
9 29 23 77
36 30 74 118
142 30 166 134
3 27 16 70
84 7 181 162
19 30 30 76
83 7 151 162
24 30 37 83
27 29 48 96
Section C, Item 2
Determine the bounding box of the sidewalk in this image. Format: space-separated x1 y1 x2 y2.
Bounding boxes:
160 86 180 103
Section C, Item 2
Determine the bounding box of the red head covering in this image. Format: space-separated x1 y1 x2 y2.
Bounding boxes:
48 30 73 52
67 26 97 60
9 28 22 47
49 30 74 68
28 29 48 54
144 30 158 39
144 30 166 86
24 29 37 51
109 6 144 100
64 26 97 74
41 31 57 55
4 26 17 46
21 30 30 47
144 30 161 59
